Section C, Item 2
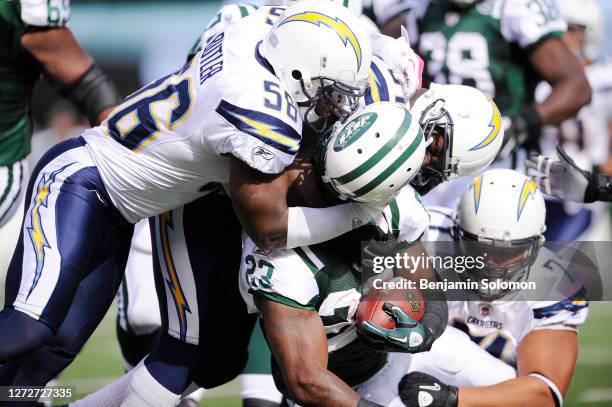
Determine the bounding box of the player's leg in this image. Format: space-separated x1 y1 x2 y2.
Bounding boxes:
8 222 133 386
0 159 29 275
407 325 517 387
354 352 412 407
0 137 132 367
116 219 161 371
239 323 283 407
124 192 255 406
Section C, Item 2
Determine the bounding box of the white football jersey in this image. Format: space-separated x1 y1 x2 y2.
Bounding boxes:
426 206 589 366
83 8 302 223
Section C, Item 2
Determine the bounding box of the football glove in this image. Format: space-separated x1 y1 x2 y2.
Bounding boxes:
357 302 433 353
498 105 542 159
371 27 423 100
398 372 458 407
527 143 599 203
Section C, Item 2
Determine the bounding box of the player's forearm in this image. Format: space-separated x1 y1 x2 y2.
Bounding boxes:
458 376 555 407
285 366 361 407
22 28 93 88
535 73 591 125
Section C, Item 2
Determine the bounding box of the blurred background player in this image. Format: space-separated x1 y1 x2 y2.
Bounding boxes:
400 169 589 407
370 0 591 220
529 0 612 240
0 0 120 277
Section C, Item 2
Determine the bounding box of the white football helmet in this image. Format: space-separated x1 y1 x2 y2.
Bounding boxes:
558 0 603 61
283 0 363 17
316 102 426 202
261 0 372 132
454 169 546 300
410 84 504 192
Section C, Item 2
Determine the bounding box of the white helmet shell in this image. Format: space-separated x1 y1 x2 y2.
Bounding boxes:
261 0 372 104
456 169 546 241
412 83 504 179
319 102 426 202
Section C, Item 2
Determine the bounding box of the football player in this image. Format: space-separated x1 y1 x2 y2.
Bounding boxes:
399 168 589 407
234 82 504 406
0 0 120 274
373 0 591 215
0 0 379 389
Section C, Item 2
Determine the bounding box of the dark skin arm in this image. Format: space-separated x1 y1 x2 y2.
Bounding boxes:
529 37 591 125
458 329 578 407
229 148 339 251
260 298 361 406
21 27 113 124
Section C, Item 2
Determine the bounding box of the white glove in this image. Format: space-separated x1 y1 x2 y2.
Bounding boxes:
371 27 424 100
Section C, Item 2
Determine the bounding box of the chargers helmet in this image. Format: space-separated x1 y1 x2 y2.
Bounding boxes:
261 0 372 132
316 102 426 202
410 84 504 192
454 169 546 300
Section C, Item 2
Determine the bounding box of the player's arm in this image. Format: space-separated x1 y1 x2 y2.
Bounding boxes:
229 157 383 250
456 329 576 407
529 37 591 125
259 298 380 407
21 28 119 124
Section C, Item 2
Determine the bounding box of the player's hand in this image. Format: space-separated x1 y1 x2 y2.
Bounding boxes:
374 27 423 100
357 302 432 353
526 143 597 203
398 372 458 407
498 106 542 159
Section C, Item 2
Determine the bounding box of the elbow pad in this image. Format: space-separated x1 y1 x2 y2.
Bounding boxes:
60 64 121 125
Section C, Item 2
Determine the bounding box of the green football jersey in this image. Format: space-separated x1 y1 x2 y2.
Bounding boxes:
411 0 565 117
241 186 429 386
0 0 70 166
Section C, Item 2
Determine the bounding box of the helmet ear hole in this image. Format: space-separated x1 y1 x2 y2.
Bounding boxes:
292 70 302 80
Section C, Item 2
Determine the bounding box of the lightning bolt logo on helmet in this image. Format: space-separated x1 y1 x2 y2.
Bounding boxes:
279 11 363 70
517 179 538 221
26 163 74 298
469 99 502 151
470 174 483 213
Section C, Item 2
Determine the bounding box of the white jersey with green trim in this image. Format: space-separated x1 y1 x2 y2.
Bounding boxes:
21 0 71 27
425 206 589 367
239 185 429 351
82 8 302 223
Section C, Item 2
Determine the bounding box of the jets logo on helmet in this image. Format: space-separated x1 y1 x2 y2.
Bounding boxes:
317 102 426 202
279 12 363 70
517 179 538 221
333 112 377 151
469 100 502 151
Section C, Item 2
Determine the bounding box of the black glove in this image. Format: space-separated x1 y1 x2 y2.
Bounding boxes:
398 372 459 407
499 105 542 158
357 302 433 353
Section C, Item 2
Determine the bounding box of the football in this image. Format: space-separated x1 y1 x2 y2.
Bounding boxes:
356 281 425 329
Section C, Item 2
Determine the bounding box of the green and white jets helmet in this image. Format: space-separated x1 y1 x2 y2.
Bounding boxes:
317 102 425 202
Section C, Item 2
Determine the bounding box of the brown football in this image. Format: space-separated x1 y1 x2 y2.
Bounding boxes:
356 284 425 329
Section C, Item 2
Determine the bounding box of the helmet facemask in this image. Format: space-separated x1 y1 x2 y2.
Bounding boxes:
453 226 544 301
298 75 367 134
411 99 455 193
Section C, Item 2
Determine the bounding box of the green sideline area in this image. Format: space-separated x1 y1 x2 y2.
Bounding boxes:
56 302 612 406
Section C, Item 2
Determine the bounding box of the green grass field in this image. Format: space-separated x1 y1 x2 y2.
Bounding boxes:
56 302 612 406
